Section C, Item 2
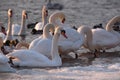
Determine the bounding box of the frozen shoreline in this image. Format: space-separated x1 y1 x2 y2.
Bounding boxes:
0 0 120 80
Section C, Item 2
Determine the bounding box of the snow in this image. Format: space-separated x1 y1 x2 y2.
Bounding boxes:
0 0 120 80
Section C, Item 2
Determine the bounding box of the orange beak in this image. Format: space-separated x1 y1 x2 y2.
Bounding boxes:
61 30 68 38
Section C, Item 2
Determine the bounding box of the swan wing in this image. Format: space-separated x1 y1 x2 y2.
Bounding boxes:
29 36 42 49
7 50 51 67
92 29 119 48
31 38 52 57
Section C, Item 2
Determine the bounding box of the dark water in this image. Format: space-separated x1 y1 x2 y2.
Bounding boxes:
0 0 120 28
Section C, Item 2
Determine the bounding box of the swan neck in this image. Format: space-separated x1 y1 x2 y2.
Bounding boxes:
19 15 26 35
106 16 120 32
42 12 47 30
6 16 13 41
51 32 60 59
80 27 93 51
43 25 53 38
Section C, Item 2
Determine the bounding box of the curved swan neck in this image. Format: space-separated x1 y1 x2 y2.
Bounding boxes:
43 24 54 39
49 12 65 27
106 16 120 32
78 26 93 51
51 29 59 59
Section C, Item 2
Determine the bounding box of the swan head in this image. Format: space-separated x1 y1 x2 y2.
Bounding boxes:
22 10 28 19
8 9 13 17
55 27 67 38
49 11 66 25
57 12 65 23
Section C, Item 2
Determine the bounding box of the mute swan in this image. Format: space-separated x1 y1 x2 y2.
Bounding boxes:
106 16 120 42
18 10 28 41
12 10 28 37
29 24 54 57
29 23 54 50
49 11 84 58
29 23 67 58
34 6 48 32
3 9 19 54
0 37 15 72
7 27 66 67
80 16 120 54
4 9 13 43
77 26 94 49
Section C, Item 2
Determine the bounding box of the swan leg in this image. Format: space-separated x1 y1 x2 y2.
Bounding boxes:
93 50 99 58
73 51 79 59
75 53 78 59
8 57 15 66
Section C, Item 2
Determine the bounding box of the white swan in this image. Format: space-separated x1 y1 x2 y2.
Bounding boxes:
4 9 13 43
34 6 48 31
77 26 94 51
106 16 120 46
0 37 15 72
29 23 55 57
90 16 120 51
12 10 28 36
7 27 66 67
29 23 54 49
49 11 84 57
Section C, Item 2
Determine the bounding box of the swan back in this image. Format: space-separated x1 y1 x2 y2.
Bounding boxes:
105 16 120 45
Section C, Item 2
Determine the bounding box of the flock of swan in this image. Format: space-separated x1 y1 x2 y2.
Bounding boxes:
0 5 120 72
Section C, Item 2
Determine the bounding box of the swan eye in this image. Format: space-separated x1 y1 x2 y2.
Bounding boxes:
61 18 65 23
8 9 13 17
46 10 48 13
25 13 28 19
45 10 48 16
61 30 66 33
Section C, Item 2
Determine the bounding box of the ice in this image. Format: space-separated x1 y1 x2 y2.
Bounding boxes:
0 0 120 80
